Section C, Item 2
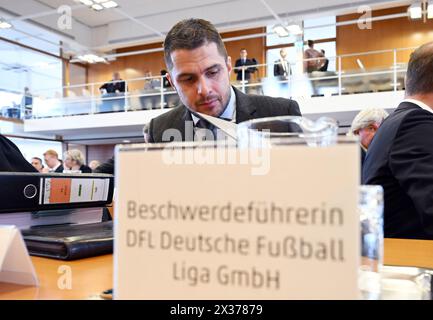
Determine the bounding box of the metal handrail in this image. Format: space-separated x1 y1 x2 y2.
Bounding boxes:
23 45 416 119
30 45 416 96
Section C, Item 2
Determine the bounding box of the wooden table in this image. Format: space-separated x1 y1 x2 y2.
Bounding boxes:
1 239 431 300
384 238 433 270
0 254 112 300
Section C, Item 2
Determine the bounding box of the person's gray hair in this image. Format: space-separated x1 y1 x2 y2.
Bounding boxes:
350 108 389 134
64 149 85 166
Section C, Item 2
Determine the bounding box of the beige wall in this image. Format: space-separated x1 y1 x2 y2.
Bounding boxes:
87 28 266 90
337 6 433 70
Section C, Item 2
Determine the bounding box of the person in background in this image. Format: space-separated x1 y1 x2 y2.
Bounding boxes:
63 149 92 173
160 70 172 88
318 49 329 72
43 149 64 173
89 160 101 172
95 157 114 175
273 48 291 78
350 108 389 166
304 40 323 73
21 87 33 119
234 48 258 81
143 70 153 90
31 157 44 173
363 42 433 239
99 72 126 94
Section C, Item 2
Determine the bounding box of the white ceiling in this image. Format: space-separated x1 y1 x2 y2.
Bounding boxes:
0 0 412 57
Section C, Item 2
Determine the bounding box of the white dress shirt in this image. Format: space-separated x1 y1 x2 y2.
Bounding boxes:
191 86 237 125
402 98 433 114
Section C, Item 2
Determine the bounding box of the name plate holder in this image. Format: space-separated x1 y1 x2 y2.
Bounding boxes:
114 137 360 299
0 225 39 286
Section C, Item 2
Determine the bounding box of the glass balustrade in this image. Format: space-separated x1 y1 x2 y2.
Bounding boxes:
21 47 416 120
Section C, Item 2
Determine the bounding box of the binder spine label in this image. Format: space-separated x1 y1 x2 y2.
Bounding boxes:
43 178 110 204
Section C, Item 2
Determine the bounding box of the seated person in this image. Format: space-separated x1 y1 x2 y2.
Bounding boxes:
0 134 37 172
350 108 388 167
31 157 44 173
147 18 301 143
63 149 92 173
89 160 101 172
43 149 64 173
362 42 433 239
95 157 114 175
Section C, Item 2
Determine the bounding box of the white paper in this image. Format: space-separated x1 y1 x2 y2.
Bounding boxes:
0 225 39 286
115 142 360 299
196 112 238 140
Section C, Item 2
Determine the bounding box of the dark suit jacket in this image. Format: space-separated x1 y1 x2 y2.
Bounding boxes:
0 134 36 172
100 80 126 93
274 59 290 77
318 59 329 72
147 87 302 143
234 58 257 81
95 157 114 175
360 147 366 168
54 164 64 173
362 101 433 239
79 165 92 173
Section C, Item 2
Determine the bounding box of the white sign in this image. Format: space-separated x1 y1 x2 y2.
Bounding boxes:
0 225 39 286
114 142 360 299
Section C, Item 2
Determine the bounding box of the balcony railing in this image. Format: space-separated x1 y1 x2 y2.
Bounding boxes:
12 46 416 120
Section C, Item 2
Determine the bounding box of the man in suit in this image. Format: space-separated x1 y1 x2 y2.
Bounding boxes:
147 18 301 143
362 42 433 240
233 48 258 82
274 48 291 78
350 107 389 167
43 149 64 173
99 72 126 93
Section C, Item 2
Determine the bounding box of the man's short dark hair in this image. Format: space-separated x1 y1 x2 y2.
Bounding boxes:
163 18 228 70
405 42 433 96
307 40 314 47
32 157 42 163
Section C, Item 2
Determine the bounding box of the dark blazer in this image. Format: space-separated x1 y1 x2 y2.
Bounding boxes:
147 87 302 143
234 58 257 81
95 157 114 175
273 59 291 77
79 165 92 173
100 80 126 93
0 134 36 172
318 58 329 72
54 164 64 173
362 101 433 239
360 147 366 168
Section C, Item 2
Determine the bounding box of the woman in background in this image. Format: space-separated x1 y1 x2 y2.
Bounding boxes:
63 149 92 173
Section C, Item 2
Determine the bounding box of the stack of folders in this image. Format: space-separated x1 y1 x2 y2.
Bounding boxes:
0 172 115 260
